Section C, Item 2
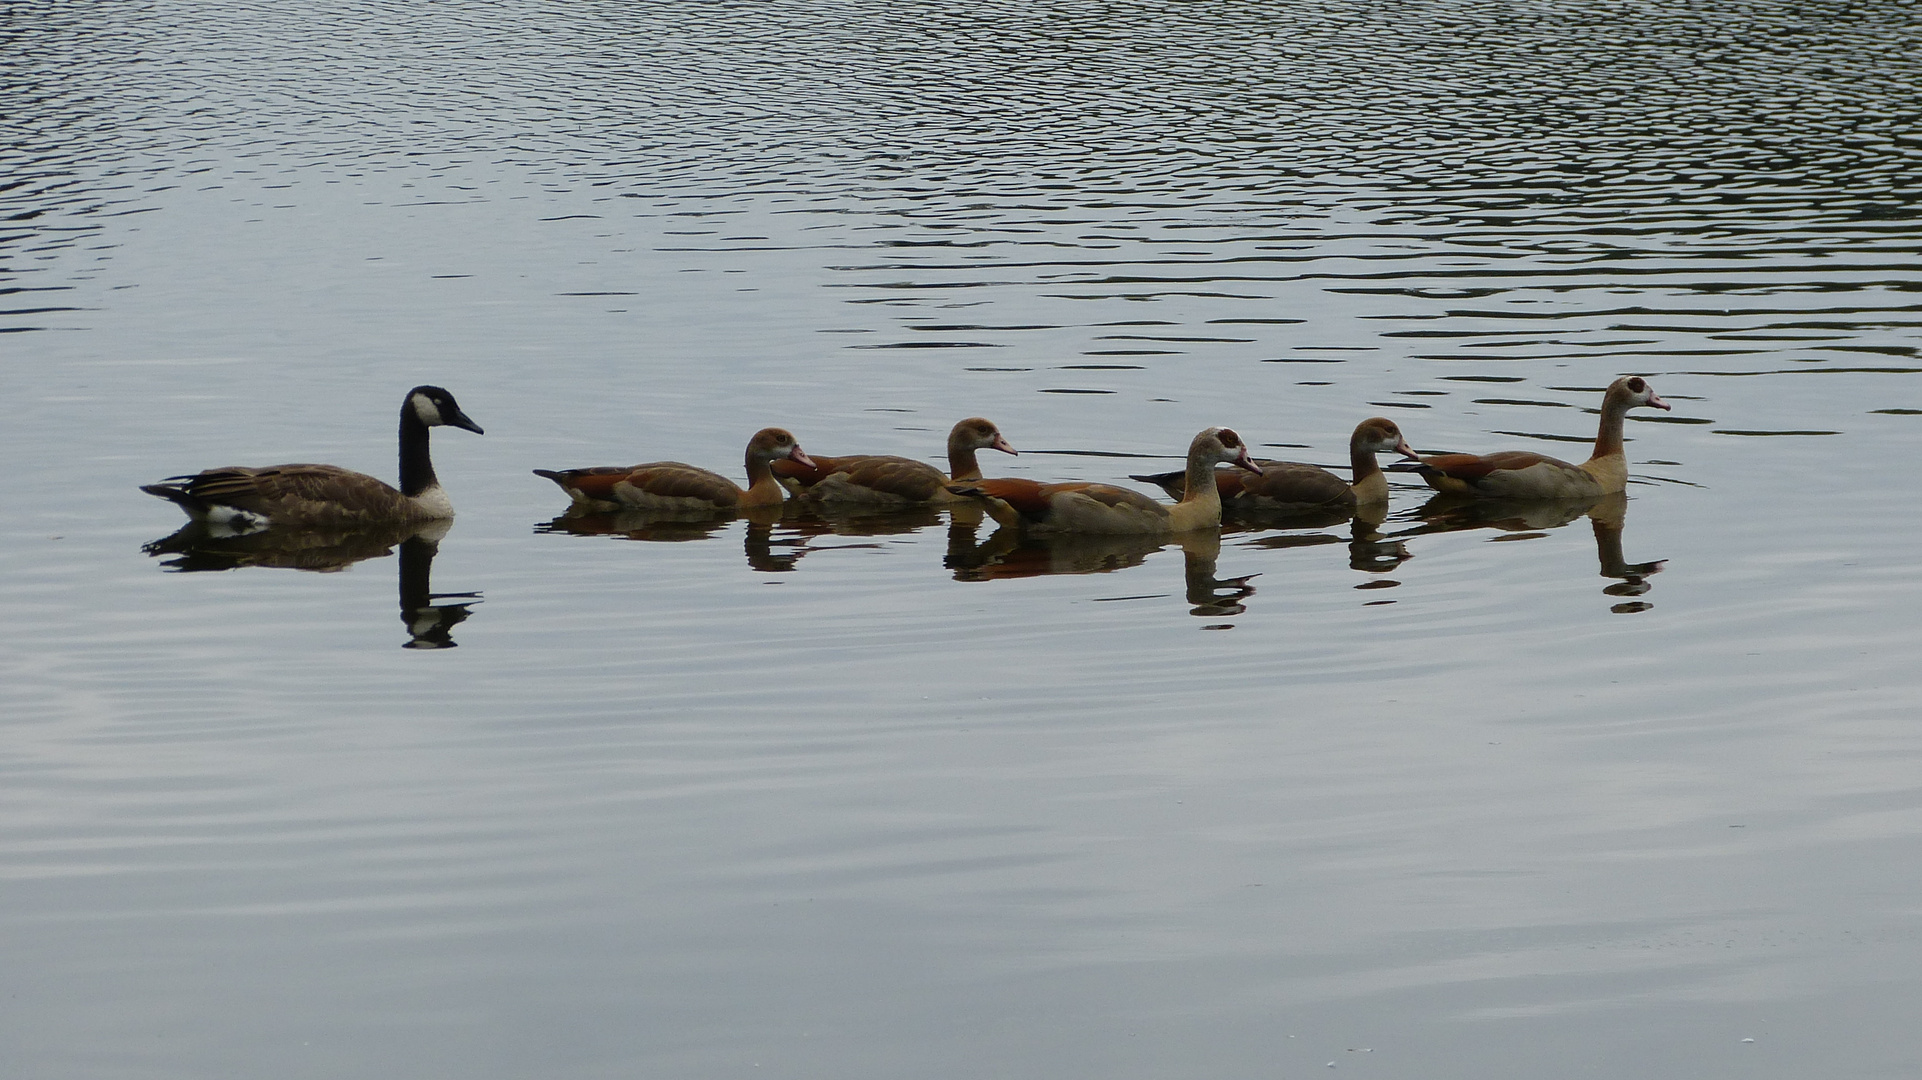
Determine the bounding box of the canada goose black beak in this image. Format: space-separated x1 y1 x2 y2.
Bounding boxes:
448 410 484 435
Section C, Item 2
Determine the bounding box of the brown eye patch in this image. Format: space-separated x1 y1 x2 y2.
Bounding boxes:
1219 428 1242 447
1627 377 1646 392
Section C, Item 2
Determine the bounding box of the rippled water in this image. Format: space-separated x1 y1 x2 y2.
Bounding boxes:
5 1 1921 1077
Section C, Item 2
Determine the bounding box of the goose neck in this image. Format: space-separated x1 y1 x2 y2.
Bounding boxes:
398 409 437 497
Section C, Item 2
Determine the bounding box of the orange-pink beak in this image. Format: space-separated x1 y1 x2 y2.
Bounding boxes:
1647 393 1672 411
1231 445 1260 474
991 434 1018 456
788 446 817 470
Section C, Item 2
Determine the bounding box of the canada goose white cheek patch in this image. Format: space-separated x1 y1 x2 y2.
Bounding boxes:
411 395 444 426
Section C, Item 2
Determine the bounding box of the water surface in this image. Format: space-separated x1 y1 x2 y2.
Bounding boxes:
4 1 1921 1077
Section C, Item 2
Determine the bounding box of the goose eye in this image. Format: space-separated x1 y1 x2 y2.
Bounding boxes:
1219 429 1240 446
1627 377 1645 392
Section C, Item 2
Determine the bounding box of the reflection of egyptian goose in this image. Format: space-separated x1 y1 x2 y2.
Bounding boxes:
948 427 1258 534
141 386 484 530
774 417 1017 506
534 427 814 512
1415 376 1670 498
1132 417 1417 512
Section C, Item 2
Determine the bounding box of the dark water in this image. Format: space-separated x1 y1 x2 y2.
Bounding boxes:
4 2 1921 1077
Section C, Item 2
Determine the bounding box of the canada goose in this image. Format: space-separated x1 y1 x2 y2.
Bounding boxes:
533 427 814 512
947 427 1258 535
1132 417 1418 512
773 417 1018 505
141 385 483 530
1414 376 1670 498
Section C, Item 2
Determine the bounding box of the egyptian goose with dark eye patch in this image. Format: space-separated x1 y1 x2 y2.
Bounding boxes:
1415 376 1670 499
947 427 1259 535
534 427 814 512
141 385 484 530
772 417 1017 506
1131 417 1418 512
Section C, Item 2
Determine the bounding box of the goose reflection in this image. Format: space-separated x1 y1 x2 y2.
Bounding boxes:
1226 503 1414 582
536 502 947 573
946 517 1257 619
141 518 479 647
1401 491 1664 611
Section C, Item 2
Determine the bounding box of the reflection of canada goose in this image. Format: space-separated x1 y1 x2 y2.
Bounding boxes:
140 518 477 647
142 517 450 573
534 427 814 512
947 427 1258 535
1133 417 1418 513
1415 377 1669 499
774 417 1017 505
141 386 483 529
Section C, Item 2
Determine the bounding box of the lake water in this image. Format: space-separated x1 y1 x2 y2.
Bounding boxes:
5 1 1921 1076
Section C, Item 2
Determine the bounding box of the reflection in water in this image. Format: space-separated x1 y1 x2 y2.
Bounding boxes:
536 503 946 573
1180 532 1259 620
1228 504 1414 586
946 517 1256 621
142 519 480 647
945 521 1163 581
1402 491 1664 612
1589 494 1668 614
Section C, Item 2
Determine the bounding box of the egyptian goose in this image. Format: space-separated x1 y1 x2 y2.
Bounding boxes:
533 427 814 512
1132 417 1418 512
773 417 1017 506
947 427 1258 535
1414 376 1670 498
141 385 483 530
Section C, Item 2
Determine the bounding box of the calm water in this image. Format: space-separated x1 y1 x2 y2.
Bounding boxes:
5 1 1922 1076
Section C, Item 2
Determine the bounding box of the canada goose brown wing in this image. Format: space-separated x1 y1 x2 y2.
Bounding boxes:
162 464 412 525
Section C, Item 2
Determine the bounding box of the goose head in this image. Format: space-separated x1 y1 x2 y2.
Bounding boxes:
406 385 485 434
950 417 1017 458
748 427 816 470
1608 375 1671 413
1354 416 1419 461
1200 427 1260 473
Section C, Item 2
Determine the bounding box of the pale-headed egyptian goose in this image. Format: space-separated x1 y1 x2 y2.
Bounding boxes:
1131 417 1418 512
1415 376 1670 499
947 427 1259 535
773 417 1017 506
141 385 483 530
533 427 814 512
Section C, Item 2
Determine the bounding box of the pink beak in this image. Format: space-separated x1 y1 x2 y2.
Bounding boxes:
1394 438 1420 462
788 446 817 469
1647 393 1672 412
1231 446 1260 474
992 434 1018 456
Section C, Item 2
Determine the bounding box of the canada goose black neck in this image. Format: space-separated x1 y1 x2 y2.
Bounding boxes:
398 400 439 498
